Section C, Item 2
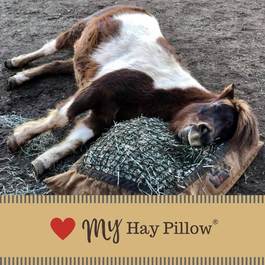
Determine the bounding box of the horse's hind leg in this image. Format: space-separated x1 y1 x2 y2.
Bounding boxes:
7 59 73 90
4 39 58 69
4 20 86 69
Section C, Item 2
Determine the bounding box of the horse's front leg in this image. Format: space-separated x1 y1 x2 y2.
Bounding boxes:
7 97 75 152
31 111 108 176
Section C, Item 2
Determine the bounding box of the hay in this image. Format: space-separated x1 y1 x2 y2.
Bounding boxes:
80 117 225 195
0 114 73 195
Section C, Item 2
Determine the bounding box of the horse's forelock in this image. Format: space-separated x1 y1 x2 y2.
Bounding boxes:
229 99 259 151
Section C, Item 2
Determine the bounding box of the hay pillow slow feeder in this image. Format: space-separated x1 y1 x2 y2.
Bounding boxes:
45 117 263 195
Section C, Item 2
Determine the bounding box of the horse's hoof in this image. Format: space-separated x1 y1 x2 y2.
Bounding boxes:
32 159 46 177
7 77 18 91
4 59 15 69
7 135 19 152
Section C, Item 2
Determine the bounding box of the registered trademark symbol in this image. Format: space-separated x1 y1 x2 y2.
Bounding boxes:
212 219 219 225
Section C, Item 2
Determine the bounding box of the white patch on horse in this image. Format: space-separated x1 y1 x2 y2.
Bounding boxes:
13 72 30 84
92 12 205 90
32 120 94 172
66 122 94 143
42 39 57 55
59 98 75 117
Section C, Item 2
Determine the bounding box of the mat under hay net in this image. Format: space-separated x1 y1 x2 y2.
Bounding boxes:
0 115 263 195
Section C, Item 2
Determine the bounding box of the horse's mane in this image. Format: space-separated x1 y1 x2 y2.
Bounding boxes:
229 99 259 151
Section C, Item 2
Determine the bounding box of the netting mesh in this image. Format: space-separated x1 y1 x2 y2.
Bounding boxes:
81 117 226 195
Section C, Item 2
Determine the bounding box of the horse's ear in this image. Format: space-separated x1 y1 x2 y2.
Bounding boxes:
218 83 235 99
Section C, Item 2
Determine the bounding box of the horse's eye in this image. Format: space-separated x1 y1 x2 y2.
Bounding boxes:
199 107 208 114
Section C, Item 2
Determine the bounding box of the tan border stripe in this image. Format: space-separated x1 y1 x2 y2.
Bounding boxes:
0 258 264 265
0 195 265 204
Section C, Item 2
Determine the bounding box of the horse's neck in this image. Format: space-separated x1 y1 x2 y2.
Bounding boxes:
147 87 216 120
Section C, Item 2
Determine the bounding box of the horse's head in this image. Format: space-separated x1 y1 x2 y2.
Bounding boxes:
170 84 259 149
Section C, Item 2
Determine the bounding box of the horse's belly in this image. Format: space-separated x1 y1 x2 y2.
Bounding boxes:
91 12 204 90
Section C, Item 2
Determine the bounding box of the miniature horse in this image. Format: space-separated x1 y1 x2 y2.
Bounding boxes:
5 5 259 176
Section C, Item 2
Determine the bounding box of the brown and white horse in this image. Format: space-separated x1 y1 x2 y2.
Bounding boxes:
5 5 259 176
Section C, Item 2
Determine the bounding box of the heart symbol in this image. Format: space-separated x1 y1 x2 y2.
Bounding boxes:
50 217 76 240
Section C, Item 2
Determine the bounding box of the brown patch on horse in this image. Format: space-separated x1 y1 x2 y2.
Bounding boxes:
229 99 259 152
56 21 87 50
157 37 178 60
73 16 121 89
66 69 153 122
67 69 217 133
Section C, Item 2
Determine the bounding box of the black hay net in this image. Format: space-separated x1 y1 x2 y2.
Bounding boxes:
79 117 226 195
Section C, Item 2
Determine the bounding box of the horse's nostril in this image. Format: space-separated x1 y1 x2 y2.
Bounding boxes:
198 124 210 135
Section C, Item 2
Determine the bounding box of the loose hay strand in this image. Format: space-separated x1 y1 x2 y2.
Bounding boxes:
0 115 60 194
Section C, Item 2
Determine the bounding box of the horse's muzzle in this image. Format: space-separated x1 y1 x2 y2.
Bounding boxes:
177 123 212 146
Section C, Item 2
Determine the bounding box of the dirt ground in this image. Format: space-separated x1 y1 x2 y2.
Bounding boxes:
0 0 264 194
